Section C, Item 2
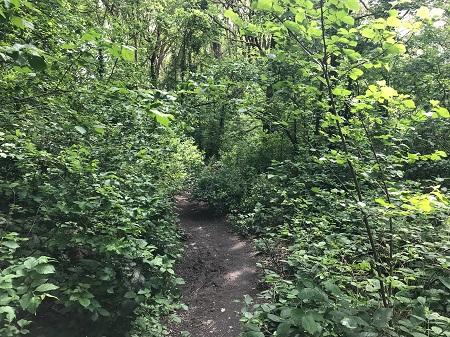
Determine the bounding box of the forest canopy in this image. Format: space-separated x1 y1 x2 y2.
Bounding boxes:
0 0 449 336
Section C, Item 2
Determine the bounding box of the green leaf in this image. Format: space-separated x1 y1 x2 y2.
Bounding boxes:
336 11 355 25
302 313 322 334
372 308 393 328
62 43 77 50
151 110 174 126
343 0 360 11
431 326 443 334
349 68 363 80
2 241 19 249
308 26 322 38
419 199 432 212
284 20 303 35
332 87 352 97
0 306 16 323
323 280 342 295
344 48 361 60
35 264 56 275
81 29 100 42
375 198 393 208
435 107 450 118
341 316 359 329
75 126 86 135
27 54 46 71
24 257 38 269
121 46 136 62
438 277 450 290
385 43 406 55
365 278 381 292
267 313 283 322
298 288 328 302
224 9 244 26
94 124 106 135
19 294 41 313
380 86 397 99
428 150 447 161
361 28 375 39
404 99 416 109
35 283 59 292
295 10 305 23
256 0 272 10
341 15 355 26
97 307 111 317
10 16 34 30
411 333 428 337
276 322 291 336
17 319 31 328
303 0 314 10
386 16 400 27
5 0 21 9
79 298 91 307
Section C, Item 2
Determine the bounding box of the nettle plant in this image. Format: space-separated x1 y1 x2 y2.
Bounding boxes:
227 0 450 336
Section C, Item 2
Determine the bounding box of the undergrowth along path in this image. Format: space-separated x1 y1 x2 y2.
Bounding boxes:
168 196 259 337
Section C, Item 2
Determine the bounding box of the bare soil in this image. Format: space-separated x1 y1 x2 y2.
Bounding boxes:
168 196 259 337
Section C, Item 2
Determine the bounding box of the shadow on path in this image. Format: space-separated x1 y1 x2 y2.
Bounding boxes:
168 196 258 337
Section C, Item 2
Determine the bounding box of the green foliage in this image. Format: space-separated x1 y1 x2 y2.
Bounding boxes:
1 0 450 336
192 130 289 213
0 84 202 335
186 1 450 337
0 0 203 335
236 159 450 337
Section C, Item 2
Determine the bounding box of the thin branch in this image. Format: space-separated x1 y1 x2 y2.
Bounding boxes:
319 0 389 307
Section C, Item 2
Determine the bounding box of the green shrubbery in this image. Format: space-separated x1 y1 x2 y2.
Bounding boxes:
195 137 450 337
192 101 450 337
0 85 202 336
191 134 284 213
233 159 449 337
190 1 450 336
2 0 450 336
1 1 207 334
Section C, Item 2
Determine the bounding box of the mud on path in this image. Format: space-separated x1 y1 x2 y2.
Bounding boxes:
168 196 258 337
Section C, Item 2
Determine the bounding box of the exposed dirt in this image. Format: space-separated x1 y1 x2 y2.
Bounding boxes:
168 196 259 337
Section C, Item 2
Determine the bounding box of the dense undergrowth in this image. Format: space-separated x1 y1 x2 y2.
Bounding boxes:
1 83 202 336
195 107 450 336
194 129 450 337
0 1 203 336
1 0 450 336
188 1 450 337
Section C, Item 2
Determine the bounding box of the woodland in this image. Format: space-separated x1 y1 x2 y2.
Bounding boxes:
0 0 449 336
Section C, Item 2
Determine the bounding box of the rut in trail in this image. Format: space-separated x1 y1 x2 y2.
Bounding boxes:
168 196 259 337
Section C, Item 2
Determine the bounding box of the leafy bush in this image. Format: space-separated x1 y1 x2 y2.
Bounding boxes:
233 159 450 337
0 84 202 336
186 2 450 336
192 130 292 213
2 0 450 336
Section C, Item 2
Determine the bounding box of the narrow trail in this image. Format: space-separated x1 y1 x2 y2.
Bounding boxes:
168 196 259 337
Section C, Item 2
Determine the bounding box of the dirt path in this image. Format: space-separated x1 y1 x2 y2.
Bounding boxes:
168 196 258 337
